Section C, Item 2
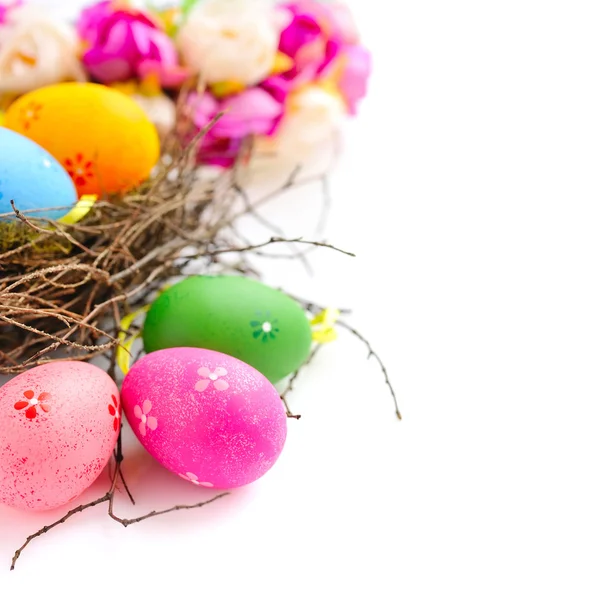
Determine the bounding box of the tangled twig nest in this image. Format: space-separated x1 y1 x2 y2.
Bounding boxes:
0 127 350 374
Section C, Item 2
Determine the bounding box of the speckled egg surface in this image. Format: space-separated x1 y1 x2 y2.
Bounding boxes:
121 347 287 489
0 362 121 511
142 275 313 383
4 82 160 197
0 127 77 220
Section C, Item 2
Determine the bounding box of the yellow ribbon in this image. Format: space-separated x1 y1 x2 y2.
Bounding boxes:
57 194 97 225
115 284 172 375
311 307 340 344
116 305 150 376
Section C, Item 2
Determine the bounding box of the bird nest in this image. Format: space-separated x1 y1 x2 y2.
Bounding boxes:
0 129 337 376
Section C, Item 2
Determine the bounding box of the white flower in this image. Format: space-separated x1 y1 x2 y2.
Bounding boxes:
131 93 176 139
177 0 281 86
256 83 346 163
0 6 85 96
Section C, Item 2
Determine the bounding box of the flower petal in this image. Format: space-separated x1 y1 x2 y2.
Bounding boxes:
38 392 51 402
139 421 147 437
108 404 116 416
134 404 143 419
25 406 37 420
142 399 152 414
40 404 51 413
14 401 28 410
195 379 210 392
214 379 229 391
214 367 227 377
146 416 158 431
197 366 211 378
23 390 34 400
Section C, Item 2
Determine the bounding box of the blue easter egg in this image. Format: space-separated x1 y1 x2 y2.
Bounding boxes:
0 127 77 221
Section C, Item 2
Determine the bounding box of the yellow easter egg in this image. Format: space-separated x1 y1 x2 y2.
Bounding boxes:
4 82 160 197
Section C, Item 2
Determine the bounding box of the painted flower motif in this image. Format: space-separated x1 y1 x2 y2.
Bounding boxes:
195 367 229 392
178 472 214 488
134 400 157 437
14 389 51 420
18 101 42 131
108 393 120 432
250 312 280 342
65 153 94 187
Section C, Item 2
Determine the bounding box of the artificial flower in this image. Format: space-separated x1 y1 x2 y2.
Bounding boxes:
0 0 21 25
327 2 360 45
337 44 371 115
111 78 177 138
277 0 342 88
177 0 282 87
0 6 85 96
131 91 176 139
255 82 346 163
187 86 284 167
77 0 188 87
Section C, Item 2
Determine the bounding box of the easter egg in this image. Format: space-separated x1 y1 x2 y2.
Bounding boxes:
142 275 312 383
121 347 287 489
0 362 121 511
4 82 160 196
0 127 77 220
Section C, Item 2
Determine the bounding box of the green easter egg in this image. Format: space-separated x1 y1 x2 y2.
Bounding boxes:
142 275 313 383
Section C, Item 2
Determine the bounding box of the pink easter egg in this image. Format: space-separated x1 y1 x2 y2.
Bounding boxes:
121 347 287 489
0 362 121 511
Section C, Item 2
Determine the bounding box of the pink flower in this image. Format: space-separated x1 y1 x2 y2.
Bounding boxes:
178 472 214 488
278 1 342 88
337 45 371 115
77 0 188 87
327 2 360 45
134 400 158 437
195 366 230 392
187 87 284 167
0 0 21 25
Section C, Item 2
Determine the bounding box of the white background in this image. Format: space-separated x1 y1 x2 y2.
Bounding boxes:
3 1 600 598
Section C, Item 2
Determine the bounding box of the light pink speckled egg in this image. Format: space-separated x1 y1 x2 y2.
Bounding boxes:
0 362 121 511
121 347 287 489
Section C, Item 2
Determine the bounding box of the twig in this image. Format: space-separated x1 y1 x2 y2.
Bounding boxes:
208 236 355 258
232 184 314 276
280 345 321 418
336 319 402 420
10 493 112 570
114 424 135 506
107 493 228 528
9 430 228 570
